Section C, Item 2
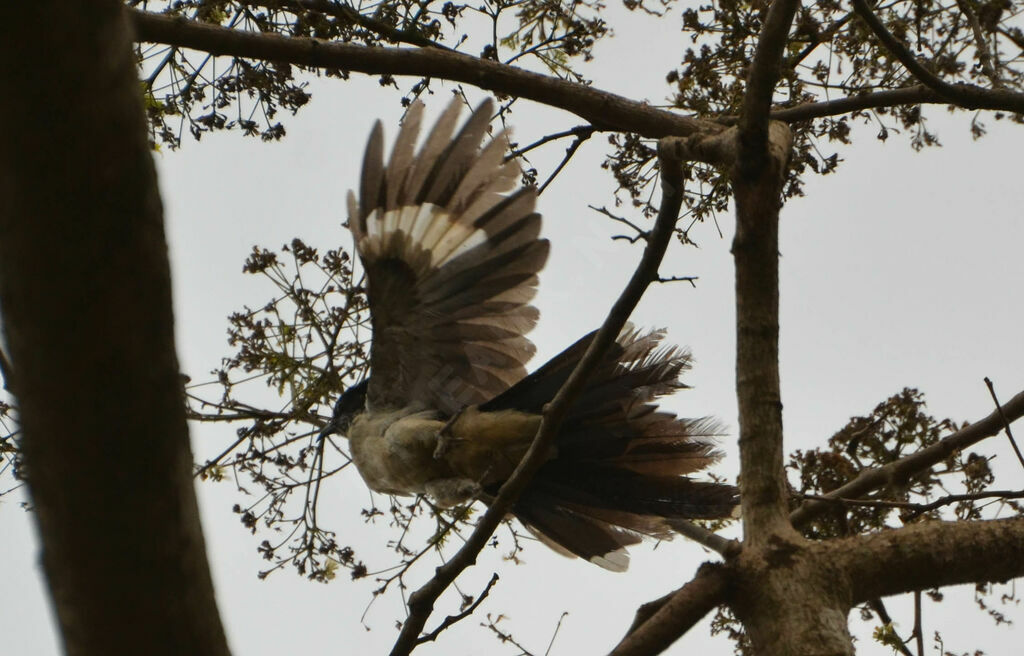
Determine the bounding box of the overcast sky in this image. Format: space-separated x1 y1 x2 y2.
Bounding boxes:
2 5 1022 655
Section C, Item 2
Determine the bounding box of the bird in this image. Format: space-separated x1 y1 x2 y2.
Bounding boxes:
319 97 737 570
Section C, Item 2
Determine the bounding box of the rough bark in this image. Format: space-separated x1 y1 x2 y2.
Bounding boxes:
837 517 1024 603
0 4 231 655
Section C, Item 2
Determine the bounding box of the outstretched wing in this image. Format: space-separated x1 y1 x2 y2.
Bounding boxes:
348 98 549 414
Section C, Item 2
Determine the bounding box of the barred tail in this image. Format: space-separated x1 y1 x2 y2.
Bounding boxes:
482 326 737 571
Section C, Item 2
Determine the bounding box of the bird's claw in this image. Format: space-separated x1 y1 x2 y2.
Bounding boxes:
433 406 466 460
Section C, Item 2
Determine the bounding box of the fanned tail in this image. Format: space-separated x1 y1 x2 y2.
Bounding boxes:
482 326 737 571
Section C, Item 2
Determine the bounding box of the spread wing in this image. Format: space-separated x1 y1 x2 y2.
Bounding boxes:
348 98 549 414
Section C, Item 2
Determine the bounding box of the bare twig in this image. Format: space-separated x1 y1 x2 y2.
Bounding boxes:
665 519 740 556
789 390 1024 527
507 125 596 160
913 590 924 656
657 275 698 286
590 205 648 243
414 573 499 645
984 377 1024 470
388 140 688 656
538 130 592 194
544 612 569 656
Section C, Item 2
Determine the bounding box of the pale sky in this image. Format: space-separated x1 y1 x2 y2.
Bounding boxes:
2 4 1022 654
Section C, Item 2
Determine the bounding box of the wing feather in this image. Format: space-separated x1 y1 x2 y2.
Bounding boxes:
349 98 547 413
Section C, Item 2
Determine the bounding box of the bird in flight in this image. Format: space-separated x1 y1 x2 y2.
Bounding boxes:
320 97 737 570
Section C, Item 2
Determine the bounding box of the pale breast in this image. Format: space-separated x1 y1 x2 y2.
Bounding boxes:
347 410 451 496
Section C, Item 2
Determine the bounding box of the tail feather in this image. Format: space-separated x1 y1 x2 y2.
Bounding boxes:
483 326 737 570
514 503 639 572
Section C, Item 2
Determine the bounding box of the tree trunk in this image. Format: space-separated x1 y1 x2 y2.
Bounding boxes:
0 4 231 655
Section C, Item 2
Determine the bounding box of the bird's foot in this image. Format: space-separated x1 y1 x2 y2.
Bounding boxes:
425 477 482 507
433 407 467 460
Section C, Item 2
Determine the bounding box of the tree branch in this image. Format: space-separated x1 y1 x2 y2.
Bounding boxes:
414 573 500 646
768 85 940 122
799 489 1024 517
828 516 1024 603
0 3 229 654
128 8 720 139
734 0 800 544
851 0 1024 114
738 0 800 157
610 564 730 656
789 389 1024 527
388 139 689 656
984 377 1024 470
507 125 597 160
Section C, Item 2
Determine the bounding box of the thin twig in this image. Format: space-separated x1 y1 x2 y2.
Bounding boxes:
665 519 741 557
913 590 924 656
414 573 499 645
590 205 648 243
657 275 698 286
984 377 1024 470
506 125 596 160
388 139 687 656
537 130 592 194
544 612 569 656
868 598 915 656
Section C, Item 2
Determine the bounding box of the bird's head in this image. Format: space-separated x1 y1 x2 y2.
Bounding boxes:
318 379 369 440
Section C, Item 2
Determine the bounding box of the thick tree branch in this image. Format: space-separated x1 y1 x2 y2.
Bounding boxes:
829 517 1024 603
738 0 800 160
768 85 939 121
790 389 1024 527
734 0 800 544
0 3 229 655
129 8 720 139
388 140 688 656
851 0 1024 114
610 565 731 656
